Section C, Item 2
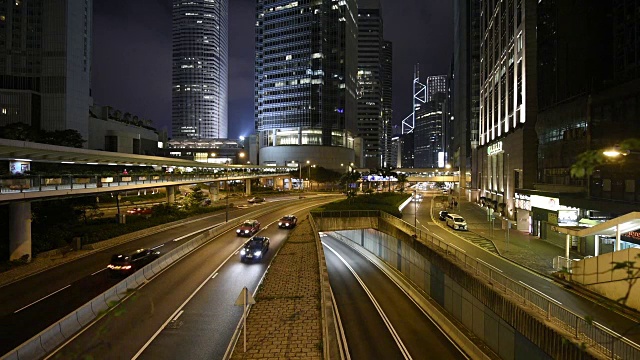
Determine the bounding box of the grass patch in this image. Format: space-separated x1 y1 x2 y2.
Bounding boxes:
315 192 410 218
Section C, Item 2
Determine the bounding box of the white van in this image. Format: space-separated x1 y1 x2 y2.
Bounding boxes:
445 213 467 231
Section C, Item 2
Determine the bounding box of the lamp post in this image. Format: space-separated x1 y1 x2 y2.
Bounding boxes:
299 161 303 192
414 189 417 230
225 161 229 222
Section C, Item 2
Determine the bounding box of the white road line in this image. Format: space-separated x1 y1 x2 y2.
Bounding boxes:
448 243 466 253
91 268 105 276
132 269 218 360
329 285 351 360
14 285 71 313
172 224 221 242
151 244 165 250
211 273 218 279
518 281 562 305
324 243 413 360
477 258 502 273
172 310 184 321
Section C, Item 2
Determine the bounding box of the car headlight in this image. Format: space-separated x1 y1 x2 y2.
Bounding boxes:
236 229 241 233
278 222 282 226
244 230 249 234
240 249 246 255
254 251 262 257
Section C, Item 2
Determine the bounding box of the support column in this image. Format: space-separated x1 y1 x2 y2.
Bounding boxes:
565 234 571 259
210 182 219 202
594 235 600 257
166 186 175 204
10 202 32 262
615 224 621 252
245 179 252 196
287 177 292 190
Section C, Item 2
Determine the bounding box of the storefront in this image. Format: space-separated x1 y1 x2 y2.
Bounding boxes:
514 192 531 232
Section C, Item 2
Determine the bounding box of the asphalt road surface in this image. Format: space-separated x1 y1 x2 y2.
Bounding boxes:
323 235 468 360
45 197 338 359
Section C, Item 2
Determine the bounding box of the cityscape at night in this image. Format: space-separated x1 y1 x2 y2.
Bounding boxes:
0 1 639 359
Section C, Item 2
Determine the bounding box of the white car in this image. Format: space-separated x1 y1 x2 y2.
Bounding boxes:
445 214 467 231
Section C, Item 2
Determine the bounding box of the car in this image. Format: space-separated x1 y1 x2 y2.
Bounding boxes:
438 210 448 221
445 213 467 231
247 197 266 204
107 248 160 276
442 188 450 195
125 207 152 216
240 236 270 262
236 219 261 236
278 215 298 228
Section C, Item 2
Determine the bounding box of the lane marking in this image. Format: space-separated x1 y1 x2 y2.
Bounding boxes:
518 281 562 305
91 269 105 276
477 258 502 273
172 224 222 242
211 273 218 279
172 310 184 321
14 285 71 313
151 244 165 250
448 243 466 253
329 285 351 360
324 243 413 360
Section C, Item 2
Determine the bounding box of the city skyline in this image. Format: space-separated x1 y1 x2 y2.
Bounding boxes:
92 0 453 139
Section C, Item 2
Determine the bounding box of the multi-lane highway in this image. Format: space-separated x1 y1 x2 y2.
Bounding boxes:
323 235 468 360
35 196 338 359
0 195 338 357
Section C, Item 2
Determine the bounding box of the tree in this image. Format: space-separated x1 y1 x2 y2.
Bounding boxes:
340 170 361 200
397 173 408 193
184 185 207 208
0 122 37 141
571 138 640 178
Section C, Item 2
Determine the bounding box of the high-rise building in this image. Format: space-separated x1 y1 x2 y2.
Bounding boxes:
0 0 92 142
452 0 481 194
414 93 446 168
172 0 228 140
426 75 447 102
357 0 384 170
381 40 393 168
255 0 358 172
477 0 538 228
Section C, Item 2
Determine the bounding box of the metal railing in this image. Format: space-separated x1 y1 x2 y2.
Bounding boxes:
0 172 290 195
312 210 640 359
553 256 574 272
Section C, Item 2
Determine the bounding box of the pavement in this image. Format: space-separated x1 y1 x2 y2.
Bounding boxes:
231 218 322 359
431 194 583 275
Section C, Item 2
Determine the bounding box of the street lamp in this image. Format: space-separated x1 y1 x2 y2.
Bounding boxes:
414 189 417 230
446 164 460 209
603 146 632 158
225 161 229 222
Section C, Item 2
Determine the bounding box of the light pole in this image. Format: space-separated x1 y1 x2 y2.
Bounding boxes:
298 161 302 192
225 161 229 222
414 189 417 230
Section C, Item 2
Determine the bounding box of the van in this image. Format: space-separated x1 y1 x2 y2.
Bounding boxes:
445 213 467 231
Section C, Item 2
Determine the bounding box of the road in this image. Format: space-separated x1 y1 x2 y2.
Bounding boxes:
44 196 338 359
323 235 468 360
404 190 640 345
0 195 337 356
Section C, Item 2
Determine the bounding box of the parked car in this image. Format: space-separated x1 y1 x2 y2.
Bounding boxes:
438 210 448 221
107 248 160 276
247 197 266 204
278 215 298 229
237 219 261 236
240 236 270 262
445 213 467 231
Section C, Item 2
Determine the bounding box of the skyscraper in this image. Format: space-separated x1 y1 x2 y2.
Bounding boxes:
0 0 92 141
255 0 358 171
381 40 393 168
426 75 447 102
357 0 385 170
172 0 228 140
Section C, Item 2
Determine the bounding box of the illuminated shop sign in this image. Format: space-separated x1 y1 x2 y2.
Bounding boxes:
487 141 503 156
514 193 531 211
530 195 559 211
622 230 640 244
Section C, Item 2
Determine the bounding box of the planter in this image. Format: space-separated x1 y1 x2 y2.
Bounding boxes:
2 178 31 190
101 177 114 183
152 176 160 180
138 176 147 181
74 177 91 184
121 176 132 182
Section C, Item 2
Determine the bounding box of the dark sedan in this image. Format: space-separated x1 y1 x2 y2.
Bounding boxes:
107 248 160 277
240 236 270 262
278 215 298 229
236 219 261 236
247 197 266 204
438 210 448 221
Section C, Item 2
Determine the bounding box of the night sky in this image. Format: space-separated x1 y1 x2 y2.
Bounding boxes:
93 0 452 139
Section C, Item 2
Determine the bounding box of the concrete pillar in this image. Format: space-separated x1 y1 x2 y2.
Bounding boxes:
10 202 32 262
287 177 292 190
615 224 621 252
210 182 219 202
565 234 571 259
594 235 600 257
245 179 252 196
166 186 175 204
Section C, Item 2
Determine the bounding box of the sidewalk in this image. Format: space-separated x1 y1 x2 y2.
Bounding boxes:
435 196 582 275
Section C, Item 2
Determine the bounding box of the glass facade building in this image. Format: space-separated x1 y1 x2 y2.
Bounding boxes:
255 0 358 167
172 0 229 140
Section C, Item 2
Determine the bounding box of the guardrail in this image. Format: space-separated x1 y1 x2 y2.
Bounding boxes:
1 201 298 360
0 172 290 195
553 256 574 272
311 210 640 360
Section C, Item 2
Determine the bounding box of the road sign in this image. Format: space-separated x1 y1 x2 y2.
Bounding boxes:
234 287 255 353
